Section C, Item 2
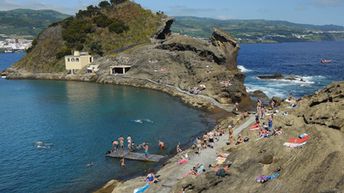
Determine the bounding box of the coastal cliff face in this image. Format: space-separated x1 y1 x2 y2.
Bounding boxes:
5 1 250 107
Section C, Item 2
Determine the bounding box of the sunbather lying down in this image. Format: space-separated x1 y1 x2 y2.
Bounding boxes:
181 163 205 178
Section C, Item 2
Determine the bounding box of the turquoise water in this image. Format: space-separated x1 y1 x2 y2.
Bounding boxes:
0 53 215 193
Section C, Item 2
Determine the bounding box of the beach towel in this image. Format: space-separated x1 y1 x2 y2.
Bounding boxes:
134 183 150 193
178 159 188 164
283 142 307 148
250 123 260 131
256 172 280 183
288 133 310 144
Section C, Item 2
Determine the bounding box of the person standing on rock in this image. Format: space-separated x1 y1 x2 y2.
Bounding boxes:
118 136 124 150
228 125 234 145
112 140 119 152
268 115 273 132
143 143 149 158
127 135 132 151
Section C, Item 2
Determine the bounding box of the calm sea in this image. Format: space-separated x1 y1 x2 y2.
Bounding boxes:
238 41 344 98
0 53 215 193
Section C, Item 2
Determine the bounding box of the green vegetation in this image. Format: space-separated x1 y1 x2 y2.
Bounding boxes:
0 9 69 37
172 16 344 43
14 0 165 73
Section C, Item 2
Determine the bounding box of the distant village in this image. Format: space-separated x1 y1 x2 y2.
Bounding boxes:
0 34 32 53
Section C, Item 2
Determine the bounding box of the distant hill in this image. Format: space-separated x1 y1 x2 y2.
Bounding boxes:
0 9 69 37
172 16 344 43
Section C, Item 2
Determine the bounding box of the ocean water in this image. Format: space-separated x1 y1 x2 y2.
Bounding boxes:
0 53 215 193
238 41 344 98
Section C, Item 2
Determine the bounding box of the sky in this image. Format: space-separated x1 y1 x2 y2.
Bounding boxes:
0 0 343 26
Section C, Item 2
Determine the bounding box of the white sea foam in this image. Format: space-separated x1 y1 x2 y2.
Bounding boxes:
34 141 53 149
133 119 154 124
256 75 326 85
246 84 286 98
238 65 252 73
133 119 143 124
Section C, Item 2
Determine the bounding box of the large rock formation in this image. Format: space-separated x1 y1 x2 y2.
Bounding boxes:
6 8 250 107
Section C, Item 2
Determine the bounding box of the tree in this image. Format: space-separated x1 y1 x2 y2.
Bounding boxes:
108 20 129 34
99 1 111 8
93 14 112 28
90 41 104 56
110 0 127 5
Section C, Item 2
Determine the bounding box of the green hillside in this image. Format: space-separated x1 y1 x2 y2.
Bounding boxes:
14 0 166 72
0 9 69 37
172 16 344 43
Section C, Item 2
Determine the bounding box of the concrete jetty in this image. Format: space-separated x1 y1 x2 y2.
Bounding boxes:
106 150 165 162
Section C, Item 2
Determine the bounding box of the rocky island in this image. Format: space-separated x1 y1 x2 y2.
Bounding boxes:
3 0 250 111
2 1 344 193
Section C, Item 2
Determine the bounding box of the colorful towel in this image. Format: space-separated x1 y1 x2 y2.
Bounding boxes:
283 142 307 148
250 123 260 131
288 133 310 144
256 172 280 183
134 183 150 193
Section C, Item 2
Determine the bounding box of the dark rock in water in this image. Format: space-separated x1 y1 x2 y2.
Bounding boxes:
250 90 270 102
257 73 284 80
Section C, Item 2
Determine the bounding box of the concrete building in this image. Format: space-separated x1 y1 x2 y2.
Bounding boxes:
110 65 131 75
65 51 93 74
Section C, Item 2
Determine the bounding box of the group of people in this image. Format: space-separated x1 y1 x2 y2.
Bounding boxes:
194 129 226 153
111 136 150 158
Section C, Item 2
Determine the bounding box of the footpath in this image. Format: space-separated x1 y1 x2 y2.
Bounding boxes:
150 115 255 193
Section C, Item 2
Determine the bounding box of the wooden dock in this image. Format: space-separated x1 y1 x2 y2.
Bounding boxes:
106 150 165 162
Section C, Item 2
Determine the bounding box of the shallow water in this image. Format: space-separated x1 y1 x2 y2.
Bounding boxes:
238 41 344 98
0 53 215 193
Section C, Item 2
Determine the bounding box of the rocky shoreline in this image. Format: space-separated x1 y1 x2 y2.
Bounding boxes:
93 81 344 193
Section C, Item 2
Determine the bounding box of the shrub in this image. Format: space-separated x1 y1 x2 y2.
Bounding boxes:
99 1 111 8
93 14 112 28
56 47 72 59
110 0 127 5
108 20 129 34
90 41 104 56
62 19 91 49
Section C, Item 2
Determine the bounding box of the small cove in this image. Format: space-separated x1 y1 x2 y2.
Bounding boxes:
0 54 216 193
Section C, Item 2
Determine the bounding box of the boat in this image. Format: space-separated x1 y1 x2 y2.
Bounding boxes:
320 59 332 64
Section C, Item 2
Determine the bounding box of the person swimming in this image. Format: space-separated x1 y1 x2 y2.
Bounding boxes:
158 140 165 150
